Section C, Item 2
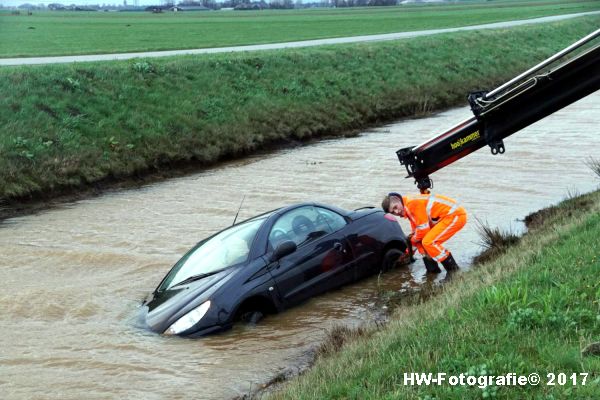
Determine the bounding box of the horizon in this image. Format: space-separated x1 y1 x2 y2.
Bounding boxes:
0 0 342 5
0 0 317 6
1 0 166 5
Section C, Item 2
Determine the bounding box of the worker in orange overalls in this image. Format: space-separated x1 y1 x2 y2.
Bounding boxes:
382 191 467 273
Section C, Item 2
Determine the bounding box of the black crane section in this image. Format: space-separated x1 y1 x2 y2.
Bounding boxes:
397 29 600 191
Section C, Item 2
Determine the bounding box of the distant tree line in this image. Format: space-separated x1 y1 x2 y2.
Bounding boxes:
178 0 220 10
8 0 409 12
221 0 403 8
331 0 398 6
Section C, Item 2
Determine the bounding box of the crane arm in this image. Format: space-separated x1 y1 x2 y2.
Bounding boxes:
397 29 600 191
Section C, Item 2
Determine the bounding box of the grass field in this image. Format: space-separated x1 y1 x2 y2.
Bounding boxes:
1 16 598 204
1 0 599 57
271 188 600 399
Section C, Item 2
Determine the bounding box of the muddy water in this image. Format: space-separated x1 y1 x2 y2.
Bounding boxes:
1 92 599 400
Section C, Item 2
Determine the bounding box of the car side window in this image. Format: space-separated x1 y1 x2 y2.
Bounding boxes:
315 207 347 233
269 206 333 250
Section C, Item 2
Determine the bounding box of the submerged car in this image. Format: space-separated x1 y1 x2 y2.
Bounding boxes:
141 202 409 337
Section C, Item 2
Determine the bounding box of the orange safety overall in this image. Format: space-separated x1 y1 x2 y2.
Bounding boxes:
402 193 467 262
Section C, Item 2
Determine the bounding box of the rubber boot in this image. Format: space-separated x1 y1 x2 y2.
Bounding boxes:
423 255 442 274
441 253 459 271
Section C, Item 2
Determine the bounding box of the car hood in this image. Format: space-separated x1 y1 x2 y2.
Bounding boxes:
143 268 236 333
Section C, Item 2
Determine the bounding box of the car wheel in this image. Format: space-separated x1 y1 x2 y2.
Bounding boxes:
382 248 404 271
240 310 264 325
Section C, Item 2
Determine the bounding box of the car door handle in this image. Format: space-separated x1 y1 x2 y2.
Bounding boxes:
334 242 344 252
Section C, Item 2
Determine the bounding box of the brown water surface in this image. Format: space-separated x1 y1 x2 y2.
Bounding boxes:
1 93 599 399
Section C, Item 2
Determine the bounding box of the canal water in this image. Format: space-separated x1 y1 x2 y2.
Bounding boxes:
1 93 598 399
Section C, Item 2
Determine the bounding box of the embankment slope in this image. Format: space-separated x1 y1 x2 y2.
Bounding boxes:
270 189 600 399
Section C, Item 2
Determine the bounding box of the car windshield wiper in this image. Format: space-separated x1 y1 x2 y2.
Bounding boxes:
171 270 223 288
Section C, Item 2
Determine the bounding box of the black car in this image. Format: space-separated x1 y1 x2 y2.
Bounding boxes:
141 202 409 337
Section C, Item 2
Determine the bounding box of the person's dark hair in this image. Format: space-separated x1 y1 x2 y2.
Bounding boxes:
382 193 403 212
382 196 391 212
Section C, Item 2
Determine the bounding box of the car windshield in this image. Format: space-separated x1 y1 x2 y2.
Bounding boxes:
159 217 266 291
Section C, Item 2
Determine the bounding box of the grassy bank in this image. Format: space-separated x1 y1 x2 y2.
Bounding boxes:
1 1 599 57
270 189 600 399
1 16 599 205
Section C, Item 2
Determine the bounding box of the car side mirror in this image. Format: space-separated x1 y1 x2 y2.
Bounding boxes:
270 240 297 262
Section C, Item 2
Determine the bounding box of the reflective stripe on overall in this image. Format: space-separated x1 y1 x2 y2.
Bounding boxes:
404 194 467 262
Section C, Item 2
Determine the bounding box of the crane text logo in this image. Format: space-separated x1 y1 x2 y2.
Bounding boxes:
451 130 480 150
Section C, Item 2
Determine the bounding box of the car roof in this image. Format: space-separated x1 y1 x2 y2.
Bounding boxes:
234 202 351 226
277 202 349 215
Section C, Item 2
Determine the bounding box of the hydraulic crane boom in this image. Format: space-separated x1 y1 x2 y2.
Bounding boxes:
397 29 600 191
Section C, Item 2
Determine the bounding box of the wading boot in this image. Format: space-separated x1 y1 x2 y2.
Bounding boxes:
441 253 459 271
423 256 442 274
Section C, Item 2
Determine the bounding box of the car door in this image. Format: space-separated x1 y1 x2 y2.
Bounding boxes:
267 206 354 307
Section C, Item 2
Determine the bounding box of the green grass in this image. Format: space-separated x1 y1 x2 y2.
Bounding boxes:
472 219 521 265
0 0 599 57
271 189 600 399
1 16 598 203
